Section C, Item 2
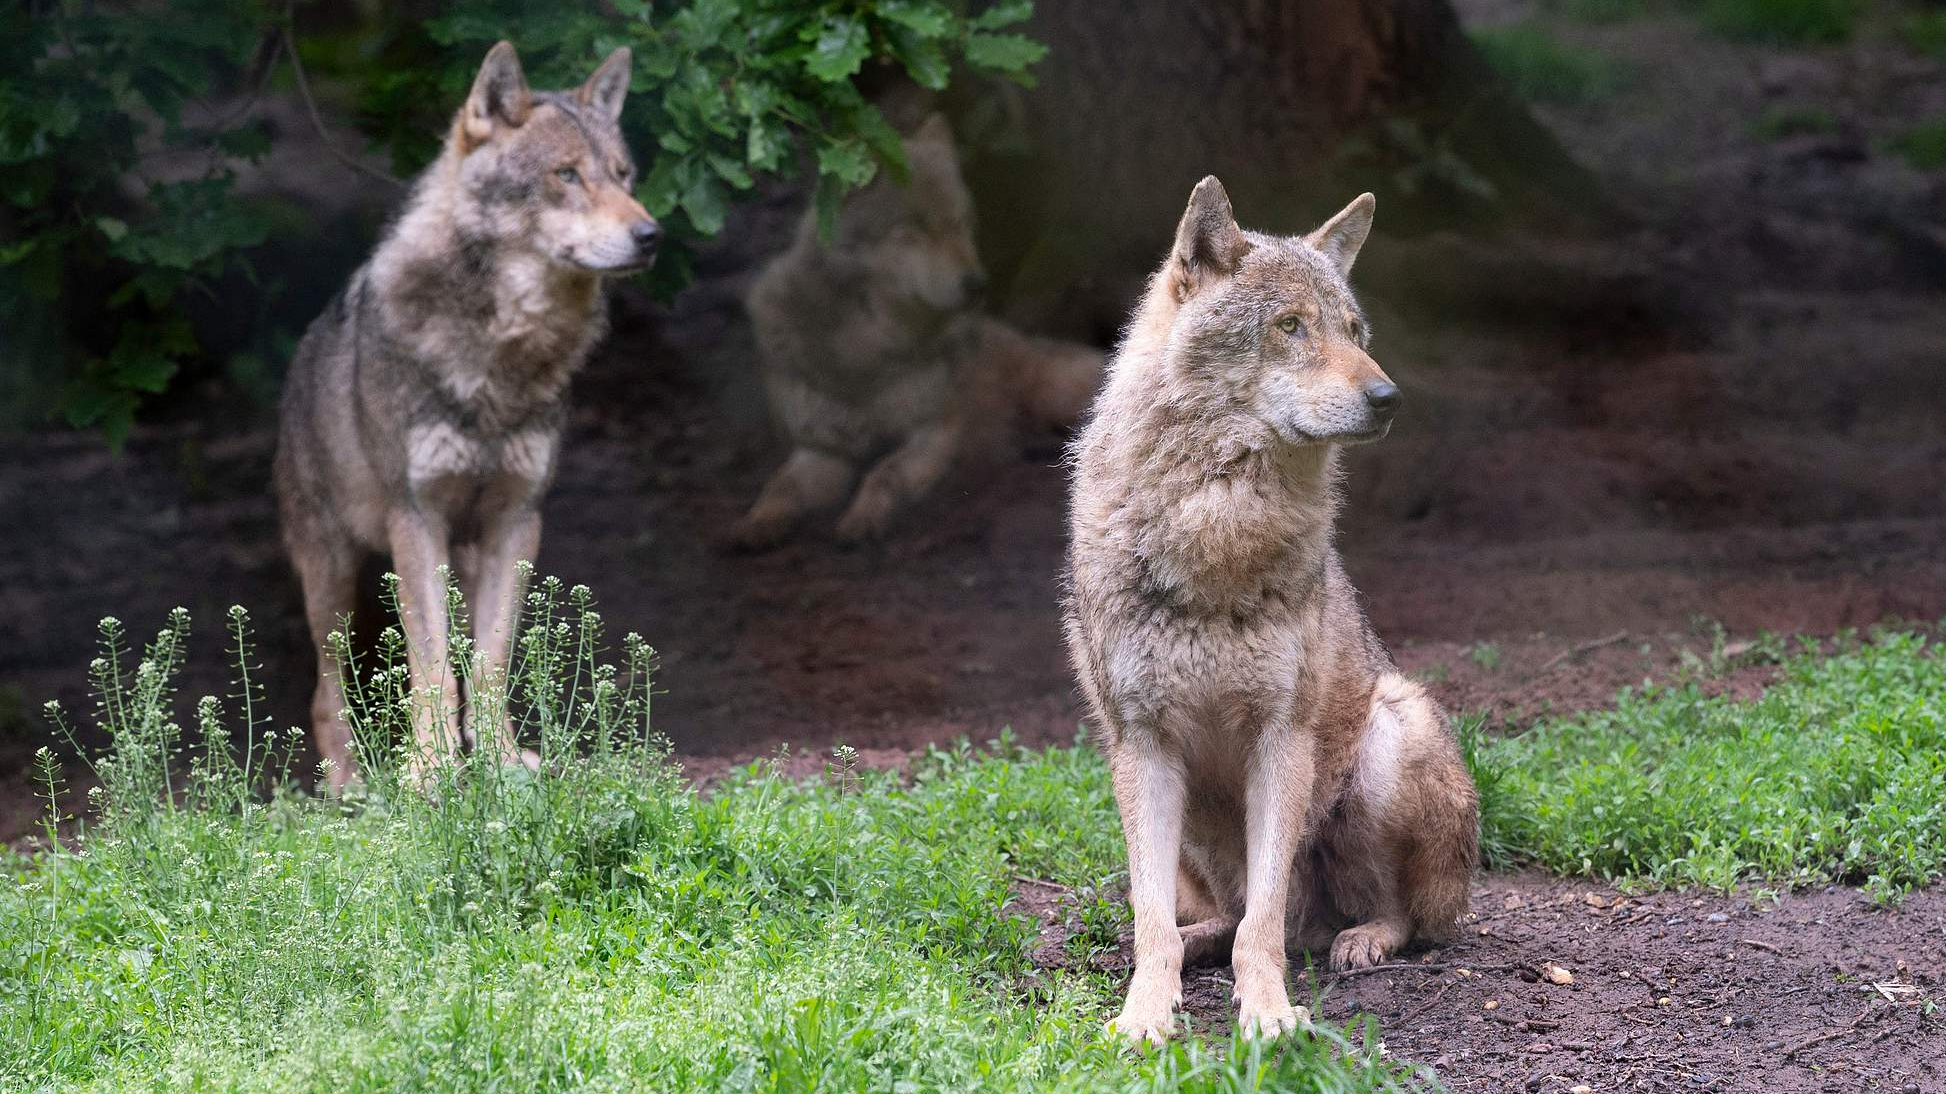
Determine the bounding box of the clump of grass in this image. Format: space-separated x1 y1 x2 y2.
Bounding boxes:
1750 103 1840 140
1471 22 1627 107
1470 630 1946 901
1700 0 1856 44
1464 641 1502 672
1888 115 1946 170
0 577 1431 1093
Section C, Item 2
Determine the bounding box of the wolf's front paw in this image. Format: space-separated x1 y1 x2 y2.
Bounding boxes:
1329 923 1402 970
1236 1000 1310 1039
723 511 794 552
1106 1005 1176 1048
832 496 894 543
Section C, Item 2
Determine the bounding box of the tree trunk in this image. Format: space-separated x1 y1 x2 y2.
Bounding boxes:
944 0 1611 341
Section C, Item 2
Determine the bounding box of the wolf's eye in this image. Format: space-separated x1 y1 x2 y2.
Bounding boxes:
556 166 581 185
615 163 632 182
1277 316 1305 336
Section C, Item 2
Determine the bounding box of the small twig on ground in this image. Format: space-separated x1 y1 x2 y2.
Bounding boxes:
1538 631 1630 674
1488 1013 1562 1032
1011 875 1070 891
1783 1006 1880 1057
1397 979 1459 1024
1329 960 1521 980
1738 938 1781 954
280 25 404 190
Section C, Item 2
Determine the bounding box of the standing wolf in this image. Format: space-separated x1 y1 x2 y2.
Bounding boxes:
730 114 1102 547
275 42 658 789
1064 178 1478 1044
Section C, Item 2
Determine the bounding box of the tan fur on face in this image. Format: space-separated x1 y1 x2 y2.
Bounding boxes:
1064 177 1478 1045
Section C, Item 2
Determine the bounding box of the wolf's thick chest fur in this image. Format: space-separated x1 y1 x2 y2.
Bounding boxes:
1062 177 1478 1046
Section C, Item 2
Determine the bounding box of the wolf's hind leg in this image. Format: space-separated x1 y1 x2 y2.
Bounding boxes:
292 536 360 792
729 447 855 550
834 420 961 542
1325 674 1478 969
1176 861 1237 967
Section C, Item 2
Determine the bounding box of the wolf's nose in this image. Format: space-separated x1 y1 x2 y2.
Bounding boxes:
962 270 988 298
1363 382 1402 414
631 219 662 251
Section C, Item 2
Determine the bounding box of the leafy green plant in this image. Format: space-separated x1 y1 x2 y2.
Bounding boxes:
1469 630 1946 900
1 1 1046 443
1470 22 1625 107
1700 0 1856 44
0 0 280 444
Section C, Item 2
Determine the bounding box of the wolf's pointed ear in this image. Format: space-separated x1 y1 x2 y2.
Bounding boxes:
462 41 531 150
577 47 633 122
1306 193 1375 277
1170 176 1249 302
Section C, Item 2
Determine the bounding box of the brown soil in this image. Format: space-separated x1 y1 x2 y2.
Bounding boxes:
1019 873 1946 1092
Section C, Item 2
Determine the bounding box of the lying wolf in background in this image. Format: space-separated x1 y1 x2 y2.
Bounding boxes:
730 114 1103 548
1064 178 1479 1044
275 41 659 789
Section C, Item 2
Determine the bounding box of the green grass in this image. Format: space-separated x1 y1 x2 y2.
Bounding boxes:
1888 114 1946 170
1470 23 1626 107
1471 630 1946 901
1700 0 1856 44
5 578 1943 1092
0 583 1425 1094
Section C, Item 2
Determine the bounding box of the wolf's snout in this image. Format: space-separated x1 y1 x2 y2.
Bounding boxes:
631 218 662 255
1363 381 1401 417
961 270 988 300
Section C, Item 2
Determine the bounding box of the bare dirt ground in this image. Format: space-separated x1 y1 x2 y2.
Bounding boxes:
1020 873 1946 1092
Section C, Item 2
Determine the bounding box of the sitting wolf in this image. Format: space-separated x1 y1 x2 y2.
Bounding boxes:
1065 178 1479 1044
275 42 658 789
730 114 1102 547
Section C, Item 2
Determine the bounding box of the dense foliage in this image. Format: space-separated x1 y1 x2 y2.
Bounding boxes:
0 0 1044 443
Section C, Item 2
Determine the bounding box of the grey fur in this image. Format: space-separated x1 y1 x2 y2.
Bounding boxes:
275 41 657 789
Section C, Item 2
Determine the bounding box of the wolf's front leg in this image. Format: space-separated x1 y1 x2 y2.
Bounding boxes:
1108 741 1188 1046
387 511 464 787
1232 732 1316 1037
833 420 961 542
729 447 855 549
461 510 541 771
